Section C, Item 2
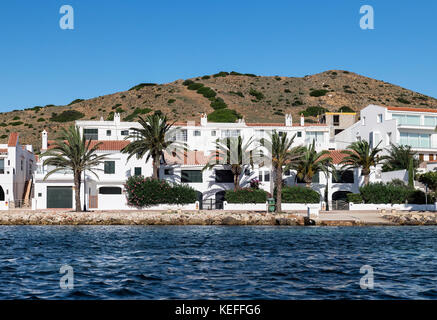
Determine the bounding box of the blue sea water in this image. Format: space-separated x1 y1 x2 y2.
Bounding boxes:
0 226 435 299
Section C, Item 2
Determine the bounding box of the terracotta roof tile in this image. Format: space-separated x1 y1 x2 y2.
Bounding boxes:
245 123 327 127
319 150 350 164
164 150 209 165
387 106 437 113
0 148 7 153
7 133 18 147
48 140 130 151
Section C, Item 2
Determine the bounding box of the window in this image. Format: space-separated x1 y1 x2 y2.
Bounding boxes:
99 187 122 194
0 159 4 174
305 131 324 143
430 154 434 161
333 115 340 126
400 132 430 148
284 169 291 176
215 170 234 183
334 129 344 135
121 130 129 136
164 169 174 175
38 193 42 197
193 130 201 137
134 167 142 176
181 170 202 183
297 131 302 137
362 116 366 126
377 114 383 123
297 173 319 183
211 130 216 136
84 128 98 140
221 130 240 138
104 161 115 174
175 129 187 142
419 154 424 162
387 132 392 144
392 114 420 126
106 130 111 136
332 170 354 183
20 160 23 171
264 171 270 182
424 116 437 127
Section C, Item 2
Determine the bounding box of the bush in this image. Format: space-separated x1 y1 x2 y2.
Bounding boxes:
50 110 84 122
207 109 242 122
309 89 328 97
281 186 320 203
396 97 411 104
9 121 23 126
201 75 210 79
187 82 204 90
68 99 84 105
129 83 157 91
124 107 152 121
347 193 363 203
167 99 176 104
359 182 429 204
124 176 196 207
213 71 229 78
37 118 45 122
249 88 264 100
338 106 355 113
197 86 216 99
301 106 328 117
225 188 268 203
210 97 227 110
182 80 194 86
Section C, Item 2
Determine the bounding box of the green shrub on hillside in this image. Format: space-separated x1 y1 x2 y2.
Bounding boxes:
229 91 244 97
9 121 23 126
167 99 176 104
68 99 84 105
301 106 328 117
249 88 264 100
338 106 355 113
281 186 320 203
182 80 194 86
50 110 85 122
309 89 329 97
213 71 229 78
210 97 227 110
225 188 268 203
124 176 196 207
37 118 45 122
207 109 242 123
187 82 204 90
397 97 411 104
197 86 216 98
129 83 157 91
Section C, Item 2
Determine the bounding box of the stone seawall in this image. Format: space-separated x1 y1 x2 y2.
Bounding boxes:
0 210 301 226
382 212 437 225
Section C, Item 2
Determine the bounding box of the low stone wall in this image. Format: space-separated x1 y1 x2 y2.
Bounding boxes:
0 210 302 226
382 212 437 225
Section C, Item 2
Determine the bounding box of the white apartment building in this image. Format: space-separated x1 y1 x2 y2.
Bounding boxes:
336 105 437 164
0 133 35 210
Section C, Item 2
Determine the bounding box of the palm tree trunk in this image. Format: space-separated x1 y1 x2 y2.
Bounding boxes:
363 174 370 186
234 174 240 190
152 157 160 180
275 166 282 213
306 181 311 188
74 172 81 212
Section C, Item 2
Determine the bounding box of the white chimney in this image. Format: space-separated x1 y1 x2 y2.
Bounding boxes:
300 115 305 126
285 114 292 126
114 112 120 124
200 113 208 126
42 130 48 150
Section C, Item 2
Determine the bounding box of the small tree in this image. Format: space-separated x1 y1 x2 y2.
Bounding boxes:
42 125 108 212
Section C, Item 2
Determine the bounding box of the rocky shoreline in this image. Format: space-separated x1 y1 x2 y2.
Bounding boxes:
0 210 435 226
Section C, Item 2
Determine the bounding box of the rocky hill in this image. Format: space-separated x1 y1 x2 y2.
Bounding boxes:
1 70 436 152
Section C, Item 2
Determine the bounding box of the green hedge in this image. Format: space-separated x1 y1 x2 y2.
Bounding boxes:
281 186 320 203
225 188 268 203
124 176 196 207
359 182 431 204
347 193 363 203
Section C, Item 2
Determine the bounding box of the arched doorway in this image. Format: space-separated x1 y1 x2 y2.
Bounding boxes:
0 186 4 201
215 191 226 210
332 191 352 210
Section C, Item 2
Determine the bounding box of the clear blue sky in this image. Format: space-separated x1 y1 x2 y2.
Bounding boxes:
0 0 436 112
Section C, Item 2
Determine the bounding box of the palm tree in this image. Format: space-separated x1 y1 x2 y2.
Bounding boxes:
340 140 383 186
42 125 108 212
264 131 303 213
203 136 258 190
290 140 333 188
381 144 419 172
121 113 183 180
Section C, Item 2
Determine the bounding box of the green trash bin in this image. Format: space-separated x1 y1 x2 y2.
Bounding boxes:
268 198 276 212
